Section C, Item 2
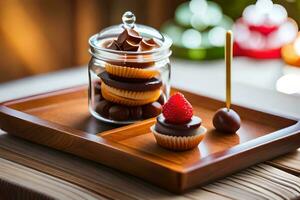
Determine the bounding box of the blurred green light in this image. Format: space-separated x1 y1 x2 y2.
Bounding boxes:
175 2 193 27
201 32 211 47
208 26 226 47
202 1 222 26
188 49 206 59
189 0 207 14
161 23 184 45
161 0 234 60
182 29 202 48
217 15 234 30
190 14 207 31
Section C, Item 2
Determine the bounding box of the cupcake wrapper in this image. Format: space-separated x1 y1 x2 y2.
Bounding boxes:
150 125 206 151
102 83 161 101
101 85 160 106
105 63 159 79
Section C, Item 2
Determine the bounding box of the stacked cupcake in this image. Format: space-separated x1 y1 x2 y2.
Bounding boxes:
95 28 165 122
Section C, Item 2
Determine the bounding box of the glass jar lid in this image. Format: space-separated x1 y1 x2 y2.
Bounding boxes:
89 11 172 62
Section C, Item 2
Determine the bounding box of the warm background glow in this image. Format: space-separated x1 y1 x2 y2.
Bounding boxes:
0 0 299 83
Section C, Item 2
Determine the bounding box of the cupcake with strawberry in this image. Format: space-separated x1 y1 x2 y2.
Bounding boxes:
151 92 206 151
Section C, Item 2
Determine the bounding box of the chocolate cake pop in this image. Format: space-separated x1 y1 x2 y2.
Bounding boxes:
213 31 241 133
213 108 241 133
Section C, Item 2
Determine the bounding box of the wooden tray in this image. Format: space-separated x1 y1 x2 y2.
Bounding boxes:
0 86 299 193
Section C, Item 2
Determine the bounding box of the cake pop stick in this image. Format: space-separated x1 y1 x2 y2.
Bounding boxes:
212 30 241 133
226 31 232 111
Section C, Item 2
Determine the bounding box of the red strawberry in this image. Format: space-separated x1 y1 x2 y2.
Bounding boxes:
162 92 193 124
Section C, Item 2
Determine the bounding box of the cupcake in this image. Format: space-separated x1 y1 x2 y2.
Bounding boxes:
105 28 160 79
151 92 206 151
99 71 162 106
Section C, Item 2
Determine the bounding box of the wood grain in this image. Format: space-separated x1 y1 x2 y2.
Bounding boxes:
268 149 300 176
0 87 299 193
0 156 105 200
0 131 299 199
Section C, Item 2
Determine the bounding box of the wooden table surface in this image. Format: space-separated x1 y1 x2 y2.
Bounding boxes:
0 58 299 199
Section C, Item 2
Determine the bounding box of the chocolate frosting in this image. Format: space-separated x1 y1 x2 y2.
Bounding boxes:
104 28 160 68
108 74 155 83
122 39 140 51
117 29 142 48
154 114 202 136
139 38 160 51
99 71 162 91
107 40 121 50
106 28 159 53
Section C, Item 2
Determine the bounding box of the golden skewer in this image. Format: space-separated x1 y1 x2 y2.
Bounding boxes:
226 30 232 111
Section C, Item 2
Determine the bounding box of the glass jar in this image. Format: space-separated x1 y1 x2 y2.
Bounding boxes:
88 11 172 124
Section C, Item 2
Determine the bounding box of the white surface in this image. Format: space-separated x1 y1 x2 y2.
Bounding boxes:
171 58 300 119
0 58 299 119
0 67 88 101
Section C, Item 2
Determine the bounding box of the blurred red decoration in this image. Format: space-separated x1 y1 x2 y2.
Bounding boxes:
233 0 298 59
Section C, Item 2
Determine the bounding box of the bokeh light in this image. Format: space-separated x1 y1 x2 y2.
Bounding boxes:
175 2 193 27
276 74 300 95
201 1 222 26
269 4 287 25
182 29 202 48
208 26 226 47
294 38 300 57
189 0 207 14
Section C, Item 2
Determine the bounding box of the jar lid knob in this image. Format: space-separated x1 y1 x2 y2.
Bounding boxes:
122 11 136 29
